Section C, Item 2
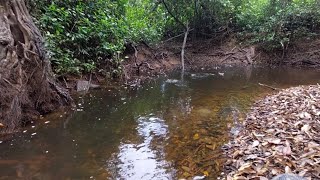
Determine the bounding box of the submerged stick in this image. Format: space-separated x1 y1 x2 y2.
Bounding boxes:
258 83 278 90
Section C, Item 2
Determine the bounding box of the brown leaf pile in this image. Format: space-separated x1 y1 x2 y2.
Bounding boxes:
223 85 320 179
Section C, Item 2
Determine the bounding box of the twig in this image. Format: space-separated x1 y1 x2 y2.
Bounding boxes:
162 29 194 43
181 25 190 72
132 45 139 65
142 62 155 70
258 83 278 90
85 73 92 93
63 77 69 89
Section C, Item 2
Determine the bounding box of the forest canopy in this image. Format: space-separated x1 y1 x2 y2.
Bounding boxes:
28 0 320 75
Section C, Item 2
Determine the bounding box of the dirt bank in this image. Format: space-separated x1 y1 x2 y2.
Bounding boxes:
121 39 256 86
121 37 320 86
60 37 320 90
259 38 320 67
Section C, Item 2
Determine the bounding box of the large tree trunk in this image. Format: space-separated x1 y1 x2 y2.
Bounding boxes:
0 0 72 133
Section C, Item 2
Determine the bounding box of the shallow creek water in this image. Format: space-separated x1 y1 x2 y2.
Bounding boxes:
0 66 319 180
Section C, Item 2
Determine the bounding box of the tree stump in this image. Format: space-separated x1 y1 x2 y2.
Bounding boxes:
0 0 72 133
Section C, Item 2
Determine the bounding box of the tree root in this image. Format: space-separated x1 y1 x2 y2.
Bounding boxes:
0 0 72 133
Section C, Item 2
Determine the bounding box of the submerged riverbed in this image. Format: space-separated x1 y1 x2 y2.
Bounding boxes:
0 66 319 179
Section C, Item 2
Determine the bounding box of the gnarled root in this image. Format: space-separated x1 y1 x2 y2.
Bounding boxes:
0 0 72 133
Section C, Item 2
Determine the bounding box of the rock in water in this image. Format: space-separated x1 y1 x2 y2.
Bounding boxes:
272 174 306 180
77 80 100 92
165 79 180 84
196 108 212 117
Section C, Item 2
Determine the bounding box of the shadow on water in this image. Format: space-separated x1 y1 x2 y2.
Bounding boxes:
0 66 319 179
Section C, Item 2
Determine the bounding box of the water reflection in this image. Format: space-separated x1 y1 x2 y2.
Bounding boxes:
109 116 174 180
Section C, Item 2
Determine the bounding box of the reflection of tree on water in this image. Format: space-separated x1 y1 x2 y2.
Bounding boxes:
107 116 175 180
106 77 194 179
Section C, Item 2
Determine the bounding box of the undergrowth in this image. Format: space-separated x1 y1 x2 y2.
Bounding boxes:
28 0 320 75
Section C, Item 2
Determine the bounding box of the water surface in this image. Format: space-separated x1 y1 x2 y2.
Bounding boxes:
0 66 319 179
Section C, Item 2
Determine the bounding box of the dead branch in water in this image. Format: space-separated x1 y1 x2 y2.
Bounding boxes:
258 83 278 90
161 0 189 72
181 25 190 72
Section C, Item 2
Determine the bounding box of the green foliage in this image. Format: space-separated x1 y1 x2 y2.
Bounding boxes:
28 0 320 75
236 0 320 49
162 0 320 50
125 0 166 42
30 0 166 75
162 0 237 35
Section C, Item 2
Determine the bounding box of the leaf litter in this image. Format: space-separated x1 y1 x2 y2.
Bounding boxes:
222 85 320 179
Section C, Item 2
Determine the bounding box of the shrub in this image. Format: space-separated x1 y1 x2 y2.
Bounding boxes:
29 0 166 75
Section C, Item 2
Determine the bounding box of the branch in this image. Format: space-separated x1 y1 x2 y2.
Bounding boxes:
181 25 190 72
258 83 278 90
161 28 194 43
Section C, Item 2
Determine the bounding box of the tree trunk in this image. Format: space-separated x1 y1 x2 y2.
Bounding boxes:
0 0 72 133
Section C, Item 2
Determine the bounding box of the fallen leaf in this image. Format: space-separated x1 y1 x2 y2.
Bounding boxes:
181 166 190 172
259 177 268 180
193 133 200 140
282 140 292 155
238 162 252 172
267 138 281 144
301 124 311 133
285 166 291 173
182 172 190 177
252 140 260 148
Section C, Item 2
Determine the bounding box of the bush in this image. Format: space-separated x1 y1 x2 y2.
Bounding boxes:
236 0 320 50
28 0 320 74
29 0 166 75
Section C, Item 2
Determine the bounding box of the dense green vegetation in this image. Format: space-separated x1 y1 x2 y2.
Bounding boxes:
29 0 166 75
28 0 320 75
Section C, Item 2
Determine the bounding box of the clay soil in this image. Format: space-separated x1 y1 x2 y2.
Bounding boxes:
121 37 320 86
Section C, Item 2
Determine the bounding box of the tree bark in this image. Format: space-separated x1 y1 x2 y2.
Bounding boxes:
0 0 72 133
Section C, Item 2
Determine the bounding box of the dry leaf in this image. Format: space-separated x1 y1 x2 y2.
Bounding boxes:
301 124 311 133
222 85 320 179
285 166 292 173
259 177 268 180
238 162 252 172
252 140 260 148
182 166 190 172
267 138 281 144
282 140 292 155
193 133 200 140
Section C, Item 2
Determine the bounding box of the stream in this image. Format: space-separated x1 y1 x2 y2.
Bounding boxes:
0 66 319 180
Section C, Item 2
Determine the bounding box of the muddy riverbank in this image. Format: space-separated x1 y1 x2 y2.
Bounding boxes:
60 37 320 90
120 37 320 87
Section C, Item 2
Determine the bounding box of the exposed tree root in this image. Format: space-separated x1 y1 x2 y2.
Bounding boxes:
0 0 72 133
